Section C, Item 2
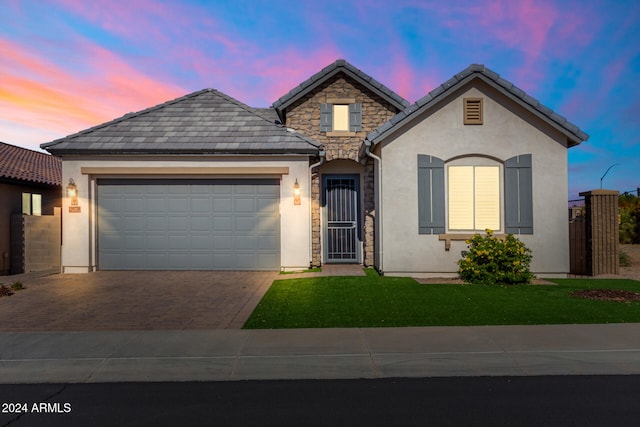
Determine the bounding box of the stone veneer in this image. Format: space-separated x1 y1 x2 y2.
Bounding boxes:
284 74 400 266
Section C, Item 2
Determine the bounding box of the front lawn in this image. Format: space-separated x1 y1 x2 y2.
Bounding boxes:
243 271 640 328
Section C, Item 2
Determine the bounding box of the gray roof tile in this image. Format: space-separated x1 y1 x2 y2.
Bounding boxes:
42 89 321 155
366 64 589 148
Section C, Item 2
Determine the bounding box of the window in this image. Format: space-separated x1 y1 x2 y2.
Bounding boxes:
320 101 362 133
417 154 532 235
22 193 42 216
464 98 483 125
332 104 350 131
448 165 500 231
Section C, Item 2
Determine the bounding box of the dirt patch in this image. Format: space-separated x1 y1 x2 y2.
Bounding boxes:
0 285 14 297
571 289 640 303
415 278 555 285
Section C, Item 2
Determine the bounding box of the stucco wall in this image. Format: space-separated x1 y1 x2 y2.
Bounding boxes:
380 82 571 277
61 156 312 273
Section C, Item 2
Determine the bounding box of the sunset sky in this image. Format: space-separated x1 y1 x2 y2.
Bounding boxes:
1 0 638 198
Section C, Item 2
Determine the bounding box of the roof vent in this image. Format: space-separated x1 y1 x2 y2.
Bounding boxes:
464 98 483 125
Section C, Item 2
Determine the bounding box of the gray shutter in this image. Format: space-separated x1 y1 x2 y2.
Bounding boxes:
505 154 533 234
320 103 332 132
349 103 362 132
417 154 445 234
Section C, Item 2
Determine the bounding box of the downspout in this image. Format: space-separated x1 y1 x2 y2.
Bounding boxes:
364 140 383 273
308 148 326 267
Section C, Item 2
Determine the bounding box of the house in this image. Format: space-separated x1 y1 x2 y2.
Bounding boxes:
0 142 62 275
41 60 588 277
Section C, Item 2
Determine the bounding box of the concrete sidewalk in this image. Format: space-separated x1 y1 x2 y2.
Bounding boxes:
1 323 639 383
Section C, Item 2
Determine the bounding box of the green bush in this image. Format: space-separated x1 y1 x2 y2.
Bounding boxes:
10 281 24 291
458 229 534 285
619 194 640 244
620 251 631 267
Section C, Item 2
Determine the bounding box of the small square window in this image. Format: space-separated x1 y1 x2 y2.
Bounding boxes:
464 98 483 125
332 105 350 131
22 193 42 216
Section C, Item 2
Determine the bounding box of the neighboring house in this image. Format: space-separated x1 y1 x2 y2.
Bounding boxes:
42 60 588 277
0 142 62 275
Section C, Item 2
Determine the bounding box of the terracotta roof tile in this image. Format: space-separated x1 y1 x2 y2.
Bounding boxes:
0 142 61 186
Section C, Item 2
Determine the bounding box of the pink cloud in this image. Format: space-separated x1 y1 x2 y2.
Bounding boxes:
171 43 344 106
0 38 185 143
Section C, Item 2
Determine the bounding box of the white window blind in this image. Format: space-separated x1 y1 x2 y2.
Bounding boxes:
332 105 349 131
448 165 500 230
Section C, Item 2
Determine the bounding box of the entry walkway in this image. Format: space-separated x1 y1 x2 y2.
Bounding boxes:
1 323 639 383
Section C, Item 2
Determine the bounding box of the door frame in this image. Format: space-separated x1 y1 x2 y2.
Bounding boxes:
322 174 361 264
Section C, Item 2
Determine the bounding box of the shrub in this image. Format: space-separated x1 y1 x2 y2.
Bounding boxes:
620 251 631 267
10 282 25 291
458 229 534 285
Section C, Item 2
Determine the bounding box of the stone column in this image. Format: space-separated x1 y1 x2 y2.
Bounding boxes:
580 189 619 275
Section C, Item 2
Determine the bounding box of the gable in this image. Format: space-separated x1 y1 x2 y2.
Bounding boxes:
365 64 589 153
273 59 409 116
380 83 572 157
281 71 403 161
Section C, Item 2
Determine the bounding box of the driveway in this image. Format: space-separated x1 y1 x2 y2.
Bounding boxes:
0 271 278 331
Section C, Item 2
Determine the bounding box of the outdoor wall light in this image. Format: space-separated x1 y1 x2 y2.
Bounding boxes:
66 178 78 206
293 178 301 205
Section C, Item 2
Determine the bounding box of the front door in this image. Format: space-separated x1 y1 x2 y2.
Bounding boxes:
323 175 360 263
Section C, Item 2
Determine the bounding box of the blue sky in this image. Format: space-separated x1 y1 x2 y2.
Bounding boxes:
1 0 638 198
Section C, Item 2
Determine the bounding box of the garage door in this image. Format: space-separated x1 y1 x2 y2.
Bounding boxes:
97 179 280 270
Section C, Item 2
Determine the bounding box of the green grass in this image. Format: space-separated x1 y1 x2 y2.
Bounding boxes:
243 272 640 328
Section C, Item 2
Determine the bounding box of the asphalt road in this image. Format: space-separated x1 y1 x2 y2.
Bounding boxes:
1 376 639 426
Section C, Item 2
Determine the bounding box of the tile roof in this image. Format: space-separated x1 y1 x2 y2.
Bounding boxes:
366 64 589 149
272 59 410 113
41 89 321 156
0 142 61 186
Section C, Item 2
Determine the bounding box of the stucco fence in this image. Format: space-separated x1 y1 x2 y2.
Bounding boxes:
10 207 61 274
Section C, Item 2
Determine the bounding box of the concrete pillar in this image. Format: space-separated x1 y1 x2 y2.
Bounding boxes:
580 189 619 275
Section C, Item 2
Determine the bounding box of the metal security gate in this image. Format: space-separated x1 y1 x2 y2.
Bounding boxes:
97 179 280 270
323 175 359 262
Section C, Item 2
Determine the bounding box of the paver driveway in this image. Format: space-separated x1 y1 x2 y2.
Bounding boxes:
0 271 278 331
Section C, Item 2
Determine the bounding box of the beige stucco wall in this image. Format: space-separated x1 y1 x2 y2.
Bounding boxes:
60 156 312 273
380 82 571 277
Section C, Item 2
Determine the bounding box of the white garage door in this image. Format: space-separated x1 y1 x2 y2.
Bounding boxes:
97 179 280 270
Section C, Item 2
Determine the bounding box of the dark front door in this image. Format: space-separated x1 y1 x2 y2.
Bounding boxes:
323 175 360 263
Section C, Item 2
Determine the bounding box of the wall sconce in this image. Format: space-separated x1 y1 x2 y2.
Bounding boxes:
293 178 301 205
66 178 78 206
